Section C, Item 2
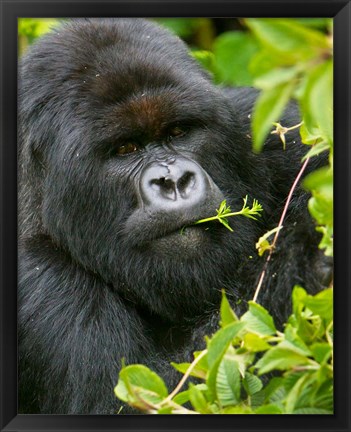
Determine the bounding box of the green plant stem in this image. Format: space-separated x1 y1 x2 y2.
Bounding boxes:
162 349 208 404
252 157 310 303
194 210 251 227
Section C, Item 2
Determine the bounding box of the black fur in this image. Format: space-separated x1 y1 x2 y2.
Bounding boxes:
18 18 331 414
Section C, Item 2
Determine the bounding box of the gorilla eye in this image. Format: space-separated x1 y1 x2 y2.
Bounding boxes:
116 142 139 155
168 126 187 139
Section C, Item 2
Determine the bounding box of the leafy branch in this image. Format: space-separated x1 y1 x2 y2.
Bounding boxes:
192 196 263 232
115 288 333 414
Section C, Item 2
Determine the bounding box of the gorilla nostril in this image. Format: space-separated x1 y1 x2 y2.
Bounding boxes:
163 177 176 191
177 172 196 198
151 177 174 190
150 177 177 200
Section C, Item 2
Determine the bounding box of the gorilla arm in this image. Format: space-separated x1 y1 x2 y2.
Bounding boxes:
18 235 151 414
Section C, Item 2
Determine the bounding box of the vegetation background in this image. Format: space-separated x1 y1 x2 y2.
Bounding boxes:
18 18 333 414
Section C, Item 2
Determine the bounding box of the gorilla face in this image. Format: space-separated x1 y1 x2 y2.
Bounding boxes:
19 19 266 322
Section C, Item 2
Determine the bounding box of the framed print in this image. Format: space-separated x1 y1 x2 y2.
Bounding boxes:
1 1 350 431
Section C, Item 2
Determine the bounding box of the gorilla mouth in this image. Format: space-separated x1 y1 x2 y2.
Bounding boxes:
147 223 216 257
160 220 215 238
145 217 224 249
137 213 224 248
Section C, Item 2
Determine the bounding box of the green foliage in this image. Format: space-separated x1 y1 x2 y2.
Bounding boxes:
240 18 333 256
115 289 333 414
243 18 333 153
115 363 169 411
213 32 259 85
252 81 295 153
304 167 333 256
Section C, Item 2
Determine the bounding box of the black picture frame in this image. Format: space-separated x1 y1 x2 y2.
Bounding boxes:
1 1 350 431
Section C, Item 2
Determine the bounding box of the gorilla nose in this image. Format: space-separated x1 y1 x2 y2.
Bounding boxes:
140 159 208 210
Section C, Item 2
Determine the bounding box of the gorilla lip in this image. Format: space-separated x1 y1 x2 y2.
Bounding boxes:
145 224 215 257
153 222 208 240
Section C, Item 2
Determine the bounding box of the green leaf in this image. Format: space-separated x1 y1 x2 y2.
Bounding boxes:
310 343 332 364
218 199 229 214
285 373 311 413
290 288 324 345
256 346 310 375
308 194 333 226
219 217 233 232
291 285 308 317
293 407 333 414
255 404 283 414
206 324 244 402
241 301 277 336
283 371 305 391
252 81 294 152
304 288 333 323
222 405 254 414
214 32 259 86
303 165 333 256
254 66 300 90
188 383 213 413
114 365 168 409
171 361 207 380
302 60 333 145
157 406 173 414
242 372 263 396
220 290 239 327
245 19 329 61
216 357 241 406
302 141 330 161
263 377 286 403
172 384 208 406
316 225 333 256
249 48 291 79
207 322 245 368
293 18 331 29
284 324 312 356
172 390 190 405
314 380 333 410
304 167 333 199
300 121 324 145
171 362 191 374
243 333 271 352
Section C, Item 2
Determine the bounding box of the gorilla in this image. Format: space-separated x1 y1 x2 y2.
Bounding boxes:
18 18 331 414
